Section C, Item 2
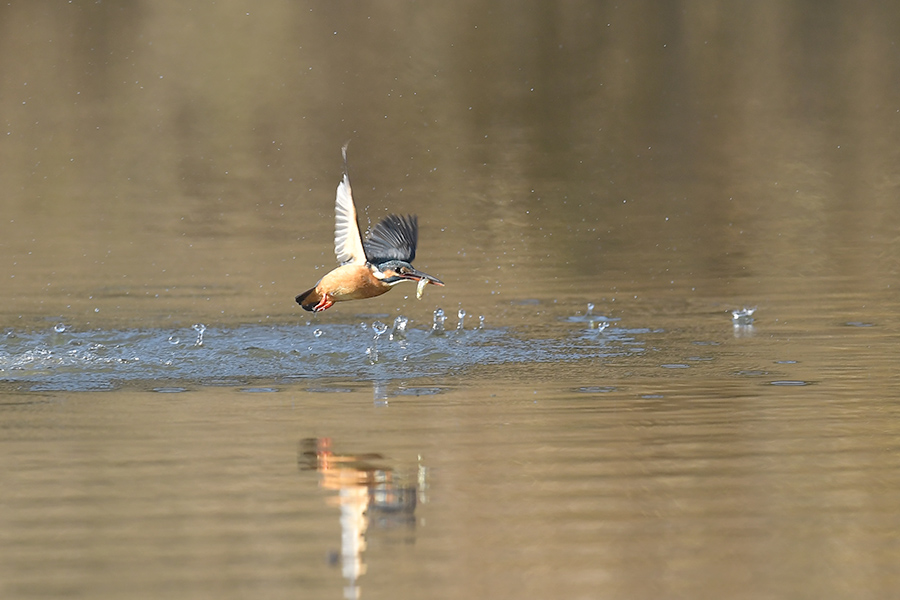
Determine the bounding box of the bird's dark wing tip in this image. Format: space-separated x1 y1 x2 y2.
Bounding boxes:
363 214 419 264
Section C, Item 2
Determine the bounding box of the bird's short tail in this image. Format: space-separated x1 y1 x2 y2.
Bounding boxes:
295 288 320 312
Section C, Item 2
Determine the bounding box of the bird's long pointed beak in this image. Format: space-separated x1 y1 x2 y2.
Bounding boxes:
403 269 444 286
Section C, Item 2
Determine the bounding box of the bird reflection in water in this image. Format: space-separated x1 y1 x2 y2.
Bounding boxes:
299 437 420 600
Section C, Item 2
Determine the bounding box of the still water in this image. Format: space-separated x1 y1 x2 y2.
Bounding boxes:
3 2 900 599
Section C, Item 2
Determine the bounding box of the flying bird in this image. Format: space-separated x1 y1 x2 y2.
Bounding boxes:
295 145 444 312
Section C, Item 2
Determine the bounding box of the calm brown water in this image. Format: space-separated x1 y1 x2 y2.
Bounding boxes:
2 2 900 599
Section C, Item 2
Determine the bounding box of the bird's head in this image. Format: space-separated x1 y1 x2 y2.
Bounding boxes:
372 260 444 287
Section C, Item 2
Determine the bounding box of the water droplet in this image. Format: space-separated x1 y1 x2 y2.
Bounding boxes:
586 303 595 316
431 308 446 334
457 309 466 330
167 336 180 345
53 323 67 333
368 321 388 363
390 316 408 341
313 328 324 338
478 315 485 330
192 323 206 346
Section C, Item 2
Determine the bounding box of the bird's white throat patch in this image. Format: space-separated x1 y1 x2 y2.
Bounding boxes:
371 267 406 286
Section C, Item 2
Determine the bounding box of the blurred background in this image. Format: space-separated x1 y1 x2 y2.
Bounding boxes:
2 1 898 328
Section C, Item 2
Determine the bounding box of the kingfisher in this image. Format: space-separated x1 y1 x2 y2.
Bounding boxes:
295 144 444 313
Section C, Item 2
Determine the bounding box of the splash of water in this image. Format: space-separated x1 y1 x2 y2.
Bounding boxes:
367 320 388 364
732 307 756 338
431 308 446 335
192 323 206 346
390 316 408 341
731 307 756 325
1 306 651 392
456 309 466 331
592 320 609 332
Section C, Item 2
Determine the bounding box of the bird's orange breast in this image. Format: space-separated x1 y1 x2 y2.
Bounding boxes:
317 265 391 302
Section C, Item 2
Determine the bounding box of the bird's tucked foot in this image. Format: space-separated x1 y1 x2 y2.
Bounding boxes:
313 295 334 312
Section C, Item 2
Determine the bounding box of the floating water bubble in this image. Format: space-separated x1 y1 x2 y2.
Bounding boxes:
431 308 446 335
192 323 206 346
390 316 408 341
53 323 67 333
313 328 324 338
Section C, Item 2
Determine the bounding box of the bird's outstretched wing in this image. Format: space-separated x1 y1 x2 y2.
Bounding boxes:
363 214 418 264
333 144 367 266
